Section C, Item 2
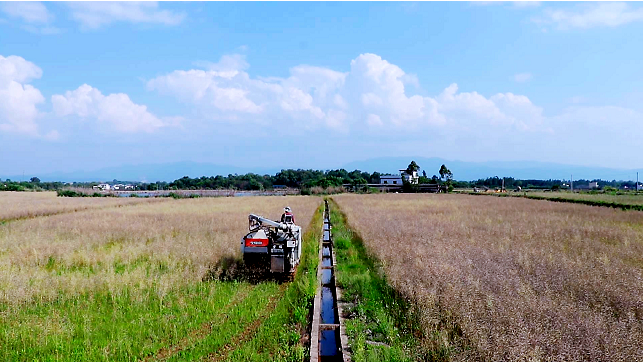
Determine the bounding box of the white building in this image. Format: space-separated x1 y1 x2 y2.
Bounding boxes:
97 183 111 190
399 169 419 184
380 175 403 185
589 181 599 189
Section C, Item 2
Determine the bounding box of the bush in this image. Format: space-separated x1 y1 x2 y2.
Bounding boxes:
57 190 80 197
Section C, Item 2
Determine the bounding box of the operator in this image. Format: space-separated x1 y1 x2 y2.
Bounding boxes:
281 206 295 223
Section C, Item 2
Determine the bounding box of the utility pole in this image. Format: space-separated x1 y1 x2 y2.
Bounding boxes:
637 172 640 192
571 174 573 192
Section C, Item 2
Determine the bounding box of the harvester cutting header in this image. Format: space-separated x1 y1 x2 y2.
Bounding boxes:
241 207 302 276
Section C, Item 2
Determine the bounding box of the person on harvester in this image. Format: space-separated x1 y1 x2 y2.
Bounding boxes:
281 206 295 224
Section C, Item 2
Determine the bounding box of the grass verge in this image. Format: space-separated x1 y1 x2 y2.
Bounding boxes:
328 199 440 362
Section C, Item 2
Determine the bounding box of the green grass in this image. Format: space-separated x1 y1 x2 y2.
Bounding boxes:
328 199 432 362
0 282 249 361
0 203 325 362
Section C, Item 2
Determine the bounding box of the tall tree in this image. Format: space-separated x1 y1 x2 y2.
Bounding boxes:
406 161 420 174
439 164 453 181
439 164 454 192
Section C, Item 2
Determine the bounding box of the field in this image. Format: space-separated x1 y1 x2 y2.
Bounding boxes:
0 194 321 361
0 191 162 222
521 191 643 206
333 193 643 361
465 190 643 211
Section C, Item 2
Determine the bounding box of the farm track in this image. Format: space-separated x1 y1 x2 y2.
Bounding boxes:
205 283 288 362
143 284 255 362
0 198 171 223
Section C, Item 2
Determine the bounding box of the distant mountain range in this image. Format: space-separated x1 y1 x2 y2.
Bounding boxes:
343 157 641 182
1 162 280 183
2 158 640 183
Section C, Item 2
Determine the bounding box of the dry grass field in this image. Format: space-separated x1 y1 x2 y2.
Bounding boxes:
0 194 321 360
0 191 161 221
333 193 643 361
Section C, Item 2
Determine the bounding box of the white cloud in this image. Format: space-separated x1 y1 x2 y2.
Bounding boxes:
67 2 185 29
1 2 52 23
0 55 49 137
148 52 557 134
148 54 347 130
513 72 532 82
0 55 42 85
539 2 643 29
52 84 166 133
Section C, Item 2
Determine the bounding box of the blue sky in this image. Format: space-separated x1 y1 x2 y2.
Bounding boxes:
1 1 643 176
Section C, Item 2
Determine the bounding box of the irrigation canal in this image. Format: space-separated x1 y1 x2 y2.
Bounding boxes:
310 200 350 362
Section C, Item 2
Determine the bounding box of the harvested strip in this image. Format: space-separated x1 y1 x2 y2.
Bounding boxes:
164 283 284 362
205 284 287 362
143 284 254 362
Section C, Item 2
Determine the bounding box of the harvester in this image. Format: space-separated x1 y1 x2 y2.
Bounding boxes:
241 213 302 276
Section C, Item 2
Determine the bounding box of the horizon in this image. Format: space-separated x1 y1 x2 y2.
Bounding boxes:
2 2 643 176
2 156 641 183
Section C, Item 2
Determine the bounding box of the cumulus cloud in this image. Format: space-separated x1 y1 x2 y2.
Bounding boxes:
52 84 166 133
67 1 185 29
148 52 555 134
148 54 347 130
0 55 52 137
538 2 643 29
514 72 532 82
1 2 52 23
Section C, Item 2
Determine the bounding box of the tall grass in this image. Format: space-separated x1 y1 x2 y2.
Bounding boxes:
334 193 643 361
0 191 161 221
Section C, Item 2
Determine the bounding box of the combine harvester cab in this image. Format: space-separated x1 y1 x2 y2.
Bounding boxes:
241 214 302 274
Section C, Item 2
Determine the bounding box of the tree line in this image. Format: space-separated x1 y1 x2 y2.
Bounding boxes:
0 178 65 191
168 169 383 191
2 162 640 192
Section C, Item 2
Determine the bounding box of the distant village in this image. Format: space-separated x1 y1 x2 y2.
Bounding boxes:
92 183 135 191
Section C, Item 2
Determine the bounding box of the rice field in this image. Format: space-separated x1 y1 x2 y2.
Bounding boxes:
523 191 643 206
333 193 643 361
0 191 161 222
0 194 321 361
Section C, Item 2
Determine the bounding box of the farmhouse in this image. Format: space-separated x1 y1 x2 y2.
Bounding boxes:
380 175 402 185
400 169 419 184
94 183 111 190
